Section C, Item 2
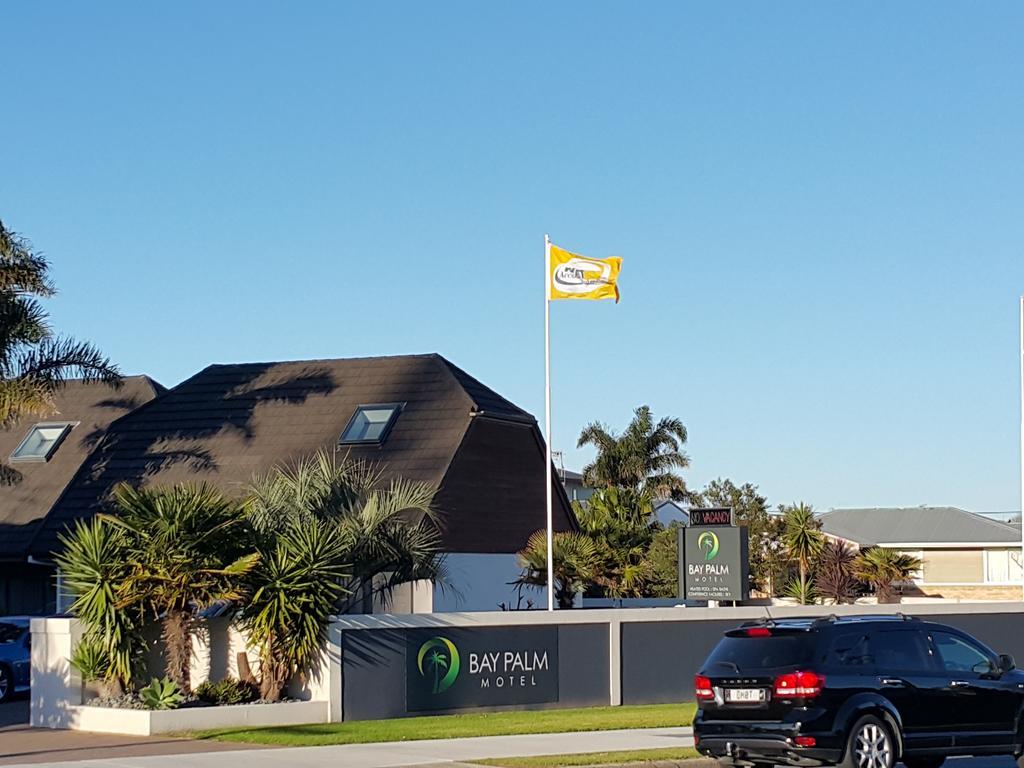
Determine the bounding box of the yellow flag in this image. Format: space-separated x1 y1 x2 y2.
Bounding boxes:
548 244 622 302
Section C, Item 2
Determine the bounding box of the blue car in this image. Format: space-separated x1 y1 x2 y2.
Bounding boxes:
0 617 31 702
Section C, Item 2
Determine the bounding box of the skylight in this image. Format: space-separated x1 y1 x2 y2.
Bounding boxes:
339 404 402 444
10 423 73 462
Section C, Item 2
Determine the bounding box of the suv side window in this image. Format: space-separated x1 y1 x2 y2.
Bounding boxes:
869 629 933 672
930 630 993 674
824 631 873 669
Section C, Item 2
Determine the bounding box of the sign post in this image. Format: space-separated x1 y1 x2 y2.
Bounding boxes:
679 507 749 603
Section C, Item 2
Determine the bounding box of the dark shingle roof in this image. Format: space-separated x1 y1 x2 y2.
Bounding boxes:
820 506 1022 546
0 377 164 558
31 354 572 557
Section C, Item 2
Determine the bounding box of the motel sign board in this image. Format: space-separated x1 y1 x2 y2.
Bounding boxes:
679 507 749 602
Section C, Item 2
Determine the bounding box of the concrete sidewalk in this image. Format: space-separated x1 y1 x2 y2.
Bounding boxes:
3 726 694 768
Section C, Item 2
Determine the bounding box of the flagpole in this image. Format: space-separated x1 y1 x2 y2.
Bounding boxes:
1019 295 1023 602
544 233 555 611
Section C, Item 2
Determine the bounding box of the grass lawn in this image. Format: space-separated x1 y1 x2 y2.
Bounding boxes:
474 747 706 767
188 702 696 747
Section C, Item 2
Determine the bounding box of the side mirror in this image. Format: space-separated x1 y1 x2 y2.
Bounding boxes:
999 654 1016 674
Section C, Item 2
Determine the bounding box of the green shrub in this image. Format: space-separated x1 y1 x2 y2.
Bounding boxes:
70 637 109 683
195 677 259 705
139 677 184 710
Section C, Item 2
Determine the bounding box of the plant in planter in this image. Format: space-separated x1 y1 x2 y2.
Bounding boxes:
139 677 184 710
57 518 144 694
242 451 444 700
100 483 260 694
195 677 258 706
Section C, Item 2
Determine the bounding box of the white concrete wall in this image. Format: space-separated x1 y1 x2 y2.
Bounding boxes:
373 579 434 614
30 618 83 728
190 617 261 688
431 552 531 612
31 617 332 731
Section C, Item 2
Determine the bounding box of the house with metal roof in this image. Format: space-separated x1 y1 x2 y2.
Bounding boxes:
0 376 165 614
820 506 1023 600
15 354 574 614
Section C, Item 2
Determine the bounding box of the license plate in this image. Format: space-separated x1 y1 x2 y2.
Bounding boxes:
725 688 765 703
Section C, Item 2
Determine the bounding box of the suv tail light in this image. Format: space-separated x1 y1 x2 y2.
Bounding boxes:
694 674 715 700
774 670 824 698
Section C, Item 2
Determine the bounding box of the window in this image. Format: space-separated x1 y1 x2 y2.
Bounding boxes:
339 404 402 444
825 631 873 668
705 634 815 672
985 549 1023 584
869 629 932 672
931 631 993 674
10 422 73 462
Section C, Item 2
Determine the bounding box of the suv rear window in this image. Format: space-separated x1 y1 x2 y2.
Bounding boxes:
705 633 815 671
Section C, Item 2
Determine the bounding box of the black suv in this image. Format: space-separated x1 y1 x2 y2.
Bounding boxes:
693 615 1024 768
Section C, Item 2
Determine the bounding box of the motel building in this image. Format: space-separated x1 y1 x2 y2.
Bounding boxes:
0 354 576 616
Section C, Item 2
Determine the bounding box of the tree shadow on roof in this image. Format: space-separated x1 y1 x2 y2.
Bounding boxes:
33 364 338 556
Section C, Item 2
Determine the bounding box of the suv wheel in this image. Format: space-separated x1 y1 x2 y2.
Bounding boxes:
841 715 895 768
0 665 11 703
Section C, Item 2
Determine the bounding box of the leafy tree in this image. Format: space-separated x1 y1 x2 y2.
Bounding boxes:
577 405 694 501
815 539 859 604
698 479 787 595
100 484 258 693
246 450 444 612
516 530 600 609
780 502 824 602
572 487 658 598
855 547 922 604
243 450 445 699
239 518 349 700
783 576 817 605
0 220 120 484
56 485 256 694
646 521 684 598
56 518 142 693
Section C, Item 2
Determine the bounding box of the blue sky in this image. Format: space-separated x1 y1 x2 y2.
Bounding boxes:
2 3 1022 513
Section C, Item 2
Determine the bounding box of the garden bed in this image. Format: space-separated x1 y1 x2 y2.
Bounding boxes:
64 699 329 736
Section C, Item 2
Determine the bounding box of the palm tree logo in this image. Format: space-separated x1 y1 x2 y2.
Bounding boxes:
698 531 720 561
416 637 461 694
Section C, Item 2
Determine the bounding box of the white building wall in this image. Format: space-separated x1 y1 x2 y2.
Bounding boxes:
432 553 530 612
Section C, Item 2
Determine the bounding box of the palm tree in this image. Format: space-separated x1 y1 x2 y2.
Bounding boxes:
246 450 445 611
781 503 824 602
243 450 445 699
1 220 120 484
239 518 349 700
572 487 657 598
516 529 600 609
577 406 694 501
100 484 259 693
56 518 142 693
855 547 922 604
427 649 448 693
815 539 858 604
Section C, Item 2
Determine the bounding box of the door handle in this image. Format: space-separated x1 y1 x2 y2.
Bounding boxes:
881 678 906 686
950 680 971 688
